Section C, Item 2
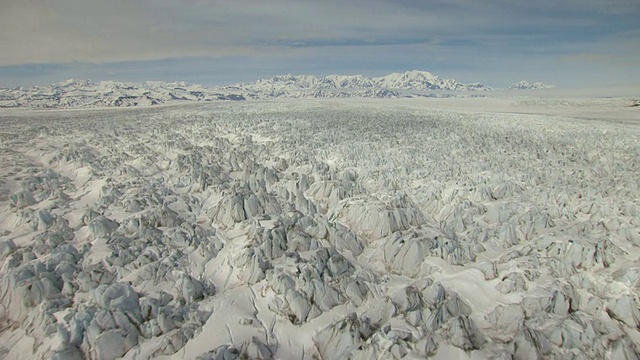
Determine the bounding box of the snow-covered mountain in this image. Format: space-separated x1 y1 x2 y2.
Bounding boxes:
373 70 493 91
226 70 494 93
1 70 501 109
0 79 245 109
509 80 555 90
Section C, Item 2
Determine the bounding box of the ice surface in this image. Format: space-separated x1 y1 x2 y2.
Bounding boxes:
0 97 639 359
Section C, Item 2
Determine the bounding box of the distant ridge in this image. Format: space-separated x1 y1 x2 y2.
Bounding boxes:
509 80 555 90
224 70 495 92
0 71 554 109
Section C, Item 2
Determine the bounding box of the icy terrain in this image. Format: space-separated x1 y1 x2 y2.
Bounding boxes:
0 98 639 359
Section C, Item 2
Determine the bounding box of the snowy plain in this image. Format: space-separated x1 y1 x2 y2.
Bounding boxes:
0 96 639 359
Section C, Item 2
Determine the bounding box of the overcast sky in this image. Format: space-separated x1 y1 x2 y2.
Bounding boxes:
1 0 638 88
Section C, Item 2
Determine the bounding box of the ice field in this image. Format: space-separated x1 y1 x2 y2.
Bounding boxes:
1 97 639 359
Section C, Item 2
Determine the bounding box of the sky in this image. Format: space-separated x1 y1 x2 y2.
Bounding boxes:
0 0 639 88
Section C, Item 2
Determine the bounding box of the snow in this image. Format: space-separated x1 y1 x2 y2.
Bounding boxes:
0 95 639 359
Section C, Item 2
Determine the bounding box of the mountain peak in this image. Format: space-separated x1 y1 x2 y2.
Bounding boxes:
510 80 555 90
404 70 438 79
57 78 94 87
372 70 486 91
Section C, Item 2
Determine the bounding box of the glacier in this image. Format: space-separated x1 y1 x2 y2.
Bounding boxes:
0 97 639 359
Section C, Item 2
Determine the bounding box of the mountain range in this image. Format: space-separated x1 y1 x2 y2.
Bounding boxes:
0 71 555 109
223 70 494 92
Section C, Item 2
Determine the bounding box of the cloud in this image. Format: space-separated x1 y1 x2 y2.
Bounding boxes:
0 0 637 87
2 0 634 66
